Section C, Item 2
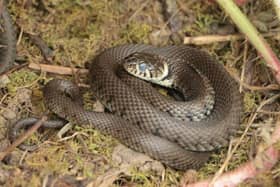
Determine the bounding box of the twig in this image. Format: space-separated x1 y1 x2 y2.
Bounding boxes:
183 33 280 45
30 62 280 91
185 94 280 187
185 122 280 187
0 116 47 161
258 110 280 115
0 62 28 76
160 0 181 31
210 94 280 184
209 0 248 6
216 0 280 84
28 62 88 75
239 40 248 92
17 27 24 46
128 0 150 22
226 67 280 91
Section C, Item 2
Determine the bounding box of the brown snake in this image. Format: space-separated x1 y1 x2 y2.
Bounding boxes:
40 44 242 170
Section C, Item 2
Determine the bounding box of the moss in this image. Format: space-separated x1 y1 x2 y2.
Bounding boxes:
118 167 181 187
129 168 154 186
25 146 69 174
182 2 217 35
243 92 262 113
114 22 153 45
75 126 117 157
8 173 41 187
194 14 215 33
7 70 40 93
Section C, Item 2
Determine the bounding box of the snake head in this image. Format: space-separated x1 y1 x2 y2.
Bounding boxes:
123 52 173 87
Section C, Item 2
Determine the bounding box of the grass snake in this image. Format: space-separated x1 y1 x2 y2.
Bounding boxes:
42 44 242 170
0 2 242 171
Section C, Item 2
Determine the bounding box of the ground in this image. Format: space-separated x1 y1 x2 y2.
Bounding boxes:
0 0 280 186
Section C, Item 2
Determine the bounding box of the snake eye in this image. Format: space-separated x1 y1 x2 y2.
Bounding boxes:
138 63 147 72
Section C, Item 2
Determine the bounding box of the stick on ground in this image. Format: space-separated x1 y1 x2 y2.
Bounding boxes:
28 62 88 75
0 116 47 161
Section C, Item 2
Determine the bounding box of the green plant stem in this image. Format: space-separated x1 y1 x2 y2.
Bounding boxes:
216 0 280 84
273 0 280 21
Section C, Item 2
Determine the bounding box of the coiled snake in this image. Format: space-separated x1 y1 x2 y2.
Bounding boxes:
0 2 241 170
41 44 242 170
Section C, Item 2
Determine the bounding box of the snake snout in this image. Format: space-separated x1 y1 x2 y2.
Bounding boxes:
44 79 83 104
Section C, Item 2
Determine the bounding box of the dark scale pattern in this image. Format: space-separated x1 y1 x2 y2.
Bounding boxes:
118 64 215 122
43 44 242 170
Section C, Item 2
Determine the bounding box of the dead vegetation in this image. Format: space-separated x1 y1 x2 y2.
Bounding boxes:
0 0 279 186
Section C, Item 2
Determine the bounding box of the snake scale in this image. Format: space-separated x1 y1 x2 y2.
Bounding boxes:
43 44 242 170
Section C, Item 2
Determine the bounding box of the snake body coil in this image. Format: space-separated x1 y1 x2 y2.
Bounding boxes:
44 44 242 170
